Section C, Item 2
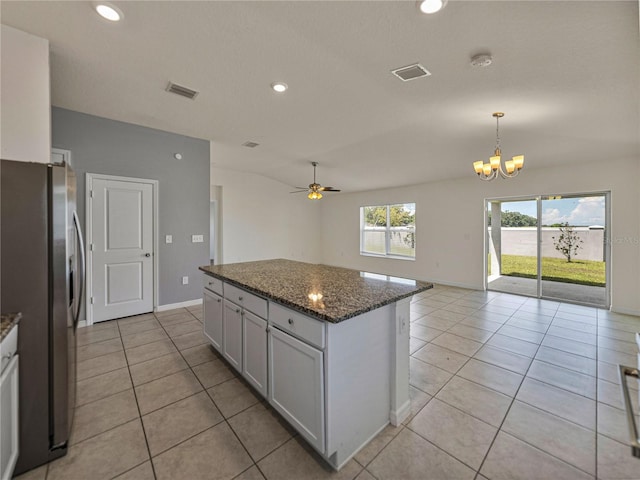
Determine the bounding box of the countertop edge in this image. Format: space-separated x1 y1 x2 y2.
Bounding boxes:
199 266 433 323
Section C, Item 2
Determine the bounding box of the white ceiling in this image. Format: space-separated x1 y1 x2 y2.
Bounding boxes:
2 1 638 192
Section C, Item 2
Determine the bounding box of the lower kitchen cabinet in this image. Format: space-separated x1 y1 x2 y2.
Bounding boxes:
268 326 325 454
0 355 19 480
203 288 223 353
242 310 268 397
223 299 243 372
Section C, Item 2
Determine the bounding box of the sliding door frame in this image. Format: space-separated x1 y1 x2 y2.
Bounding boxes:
484 191 611 308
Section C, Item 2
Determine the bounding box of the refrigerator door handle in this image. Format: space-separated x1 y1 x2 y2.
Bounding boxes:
617 364 640 459
72 211 86 328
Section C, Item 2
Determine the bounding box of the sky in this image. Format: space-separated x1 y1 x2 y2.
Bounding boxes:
497 196 606 226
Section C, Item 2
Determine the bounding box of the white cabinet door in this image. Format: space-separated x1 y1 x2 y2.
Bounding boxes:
0 26 50 164
223 299 243 372
0 355 19 480
268 327 325 454
203 289 223 353
242 310 267 397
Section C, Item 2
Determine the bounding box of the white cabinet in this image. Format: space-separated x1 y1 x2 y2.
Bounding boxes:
242 311 268 397
0 355 19 480
203 288 223 353
0 25 50 164
268 326 325 454
223 299 243 372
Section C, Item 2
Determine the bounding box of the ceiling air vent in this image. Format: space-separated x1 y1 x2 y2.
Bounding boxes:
391 63 431 82
242 141 260 148
166 81 199 100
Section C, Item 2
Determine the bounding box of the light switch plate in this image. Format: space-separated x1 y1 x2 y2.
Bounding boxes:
182 276 189 285
165 235 173 244
192 234 204 243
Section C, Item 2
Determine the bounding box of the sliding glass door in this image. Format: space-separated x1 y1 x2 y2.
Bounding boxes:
486 193 609 307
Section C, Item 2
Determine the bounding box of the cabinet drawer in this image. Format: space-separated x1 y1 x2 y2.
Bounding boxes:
202 274 223 295
0 326 18 374
224 283 267 319
270 303 325 349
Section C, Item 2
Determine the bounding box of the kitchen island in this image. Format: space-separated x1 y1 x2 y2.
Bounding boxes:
199 259 432 470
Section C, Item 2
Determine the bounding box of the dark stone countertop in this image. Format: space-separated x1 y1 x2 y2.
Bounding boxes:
0 312 21 342
200 259 433 323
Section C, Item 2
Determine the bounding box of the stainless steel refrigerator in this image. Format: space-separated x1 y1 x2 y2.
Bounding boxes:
1 159 85 474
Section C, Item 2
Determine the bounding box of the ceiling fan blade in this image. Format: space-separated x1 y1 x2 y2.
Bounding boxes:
321 187 341 192
290 190 308 194
294 186 308 190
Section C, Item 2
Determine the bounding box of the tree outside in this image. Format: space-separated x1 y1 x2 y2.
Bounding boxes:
552 222 584 262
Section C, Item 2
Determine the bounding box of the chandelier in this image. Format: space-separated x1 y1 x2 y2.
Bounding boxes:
473 112 524 180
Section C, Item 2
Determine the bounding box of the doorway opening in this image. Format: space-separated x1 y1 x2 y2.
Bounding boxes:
486 193 610 308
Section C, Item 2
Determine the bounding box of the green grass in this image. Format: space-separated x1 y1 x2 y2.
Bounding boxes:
498 254 605 287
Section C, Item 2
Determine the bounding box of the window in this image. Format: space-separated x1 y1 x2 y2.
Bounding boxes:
360 203 416 259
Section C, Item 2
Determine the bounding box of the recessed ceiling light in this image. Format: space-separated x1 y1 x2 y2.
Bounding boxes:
417 0 447 14
94 2 123 22
271 82 288 93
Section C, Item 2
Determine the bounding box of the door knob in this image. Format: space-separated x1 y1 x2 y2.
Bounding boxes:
144 253 151 257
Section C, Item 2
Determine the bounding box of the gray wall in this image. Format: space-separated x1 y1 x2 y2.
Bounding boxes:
52 107 210 309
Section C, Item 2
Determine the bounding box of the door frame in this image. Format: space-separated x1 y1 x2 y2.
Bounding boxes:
484 191 611 308
85 173 159 326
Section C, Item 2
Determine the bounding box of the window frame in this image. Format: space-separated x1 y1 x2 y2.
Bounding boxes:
360 203 416 260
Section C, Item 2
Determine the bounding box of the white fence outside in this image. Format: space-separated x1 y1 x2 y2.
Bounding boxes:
489 227 605 262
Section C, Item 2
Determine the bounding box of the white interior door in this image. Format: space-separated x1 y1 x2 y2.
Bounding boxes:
90 178 153 322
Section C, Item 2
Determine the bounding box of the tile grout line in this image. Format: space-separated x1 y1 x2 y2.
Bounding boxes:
117 315 160 480
153 310 265 476
595 308 600 480
411 292 531 477
472 298 562 478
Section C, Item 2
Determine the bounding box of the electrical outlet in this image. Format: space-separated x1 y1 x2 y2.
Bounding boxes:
165 235 172 244
182 276 189 285
191 234 204 243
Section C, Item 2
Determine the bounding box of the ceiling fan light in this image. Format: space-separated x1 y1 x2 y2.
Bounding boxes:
308 191 322 200
418 0 446 14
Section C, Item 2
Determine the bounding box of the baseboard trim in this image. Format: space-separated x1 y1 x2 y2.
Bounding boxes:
77 320 88 329
610 306 640 317
390 399 411 426
156 298 203 312
426 278 482 291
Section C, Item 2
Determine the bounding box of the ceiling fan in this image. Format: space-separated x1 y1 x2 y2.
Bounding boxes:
290 161 341 200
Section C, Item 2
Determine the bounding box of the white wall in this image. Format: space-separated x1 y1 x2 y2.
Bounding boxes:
320 157 640 316
211 153 322 264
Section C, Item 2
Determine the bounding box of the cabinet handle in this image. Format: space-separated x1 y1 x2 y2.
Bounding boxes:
216 299 221 303
238 296 244 301
236 308 241 313
288 318 294 325
208 281 213 286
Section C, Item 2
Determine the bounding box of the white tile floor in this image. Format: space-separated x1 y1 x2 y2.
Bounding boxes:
14 285 640 480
